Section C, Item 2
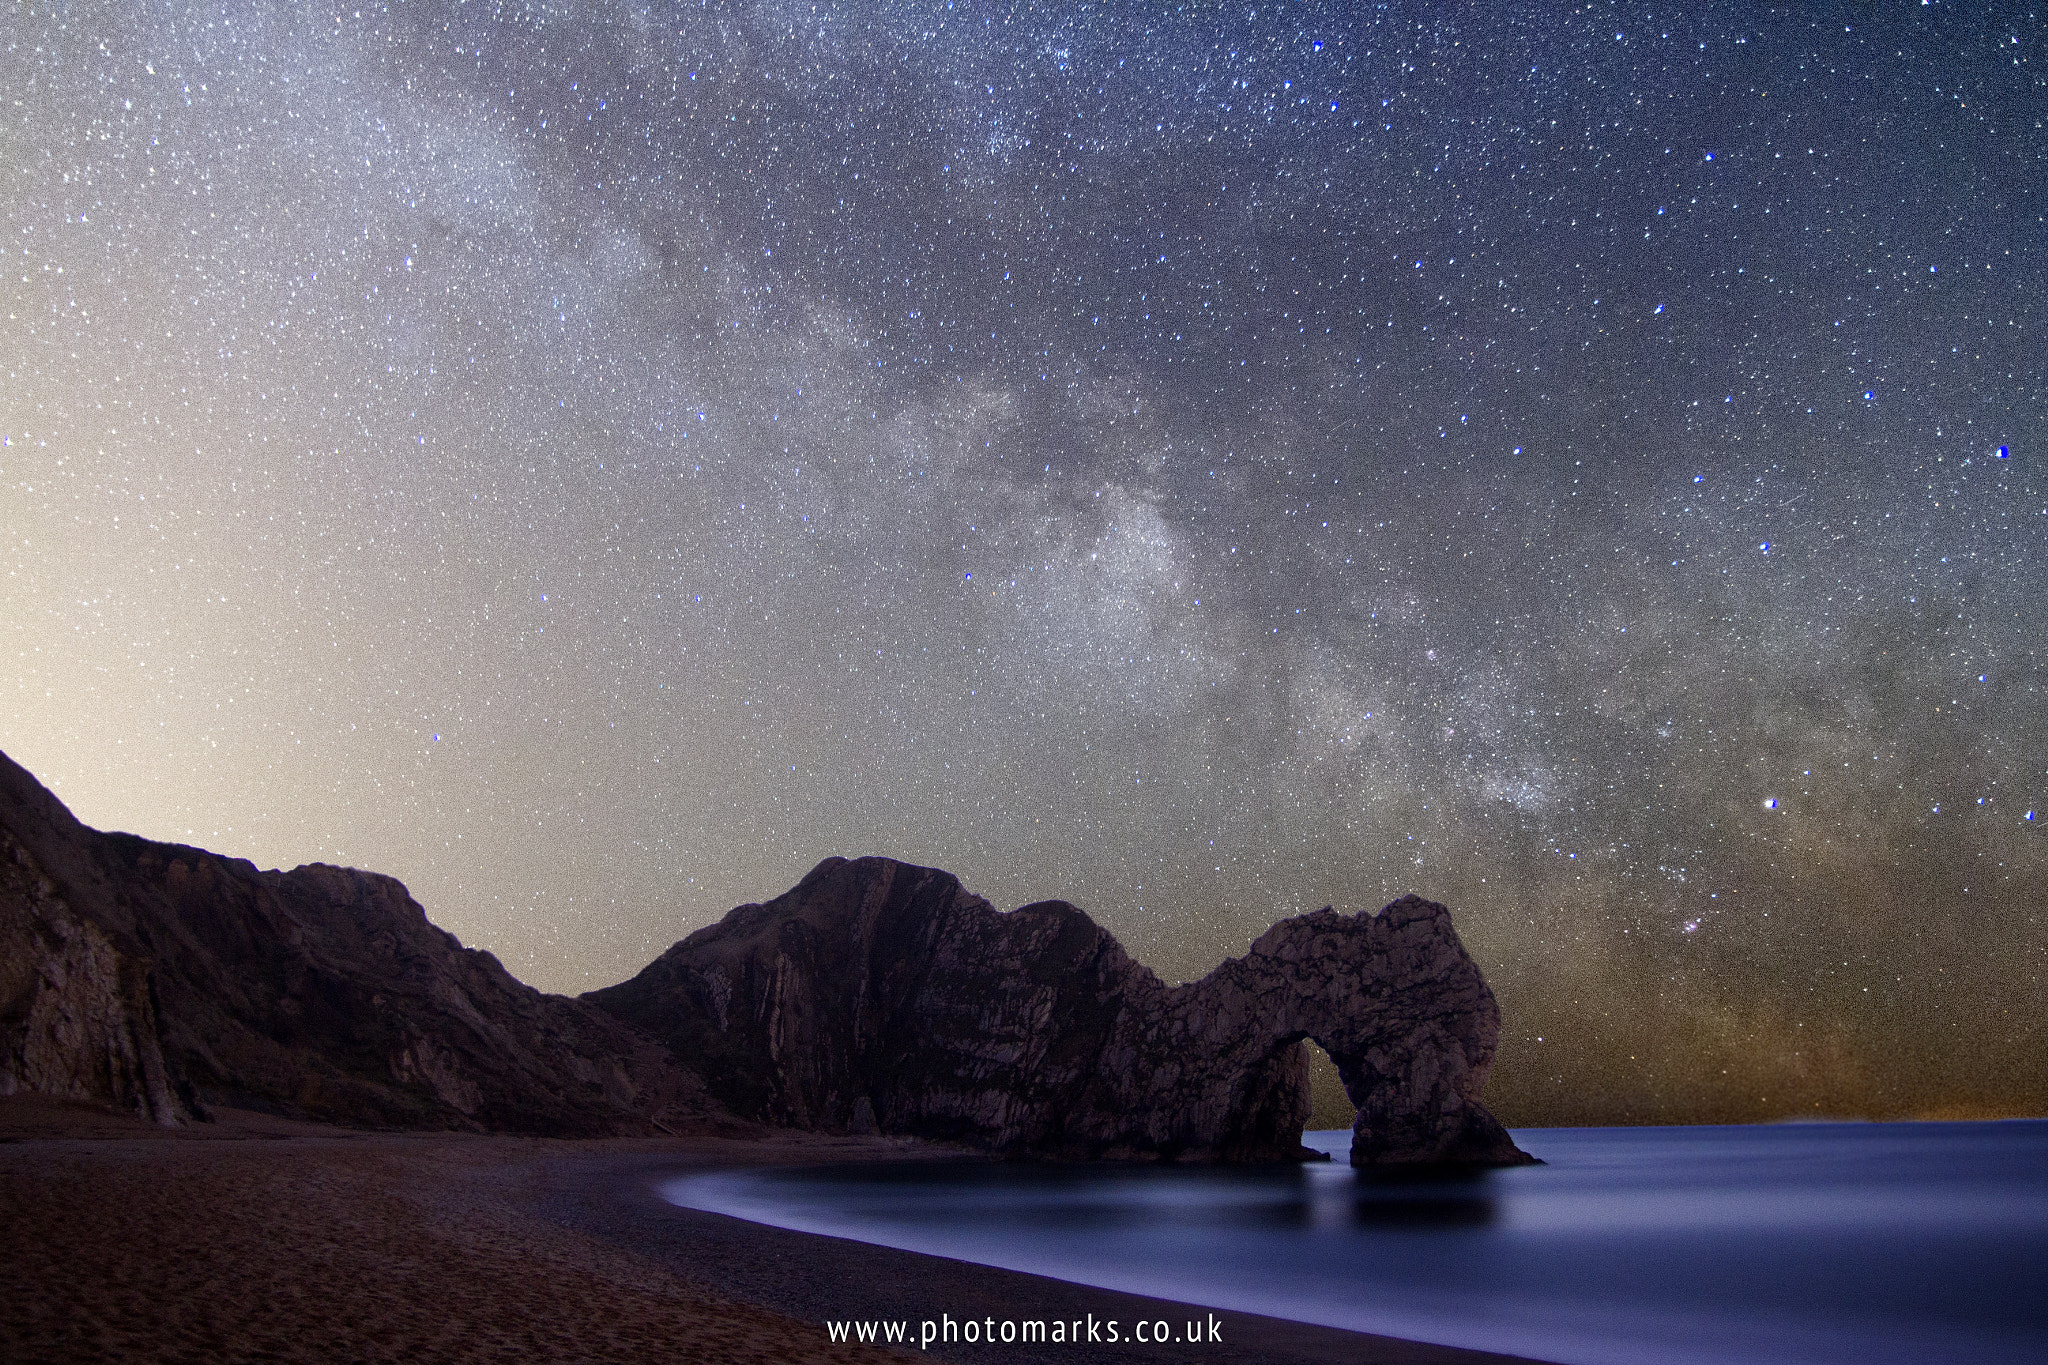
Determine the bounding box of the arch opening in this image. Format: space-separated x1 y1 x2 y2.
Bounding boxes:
1303 1037 1356 1135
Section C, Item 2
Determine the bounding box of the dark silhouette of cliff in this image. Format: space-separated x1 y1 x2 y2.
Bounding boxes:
588 855 1532 1166
3 748 1527 1164
0 748 712 1134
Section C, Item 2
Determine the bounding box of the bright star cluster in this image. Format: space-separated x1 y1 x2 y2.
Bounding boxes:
3 1 2042 1125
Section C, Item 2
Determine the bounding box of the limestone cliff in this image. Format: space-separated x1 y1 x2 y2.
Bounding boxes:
0 831 187 1124
3 747 1528 1160
0 749 712 1134
589 855 1533 1166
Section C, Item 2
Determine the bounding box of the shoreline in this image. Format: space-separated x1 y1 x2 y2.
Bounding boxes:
0 1095 1555 1364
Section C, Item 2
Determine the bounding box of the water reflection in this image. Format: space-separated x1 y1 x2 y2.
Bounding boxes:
1347 1164 1501 1228
664 1122 2048 1365
746 1151 1499 1233
1351 1188 1499 1229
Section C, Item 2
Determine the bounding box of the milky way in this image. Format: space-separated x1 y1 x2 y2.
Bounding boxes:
4 2 2043 1124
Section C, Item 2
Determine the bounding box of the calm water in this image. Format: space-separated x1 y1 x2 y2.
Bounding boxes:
662 1121 2048 1365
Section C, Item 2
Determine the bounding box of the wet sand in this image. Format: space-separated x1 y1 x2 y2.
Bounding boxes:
0 1095 1553 1364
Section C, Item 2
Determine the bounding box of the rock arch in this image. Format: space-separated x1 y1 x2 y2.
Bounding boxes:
1152 897 1533 1167
593 858 1534 1166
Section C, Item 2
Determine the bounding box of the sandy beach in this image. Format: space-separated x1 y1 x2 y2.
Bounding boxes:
0 1095 1552 1364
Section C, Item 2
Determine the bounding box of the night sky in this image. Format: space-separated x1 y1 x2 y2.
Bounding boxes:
4 1 2043 1126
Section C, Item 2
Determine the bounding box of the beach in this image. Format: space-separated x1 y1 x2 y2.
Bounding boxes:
0 1095 1549 1364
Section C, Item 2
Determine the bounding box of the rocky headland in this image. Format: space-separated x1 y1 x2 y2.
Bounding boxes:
1 747 1529 1166
589 855 1530 1166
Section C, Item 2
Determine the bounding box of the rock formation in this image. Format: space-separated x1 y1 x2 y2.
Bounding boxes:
0 748 712 1135
590 855 1533 1166
3 746 1528 1162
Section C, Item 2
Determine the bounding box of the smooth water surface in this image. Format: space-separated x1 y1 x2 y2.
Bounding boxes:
662 1121 2048 1365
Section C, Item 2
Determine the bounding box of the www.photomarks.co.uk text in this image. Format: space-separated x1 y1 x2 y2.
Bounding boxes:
826 1311 1224 1349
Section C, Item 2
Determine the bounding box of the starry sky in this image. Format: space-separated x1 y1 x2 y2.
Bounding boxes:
4 1 2044 1127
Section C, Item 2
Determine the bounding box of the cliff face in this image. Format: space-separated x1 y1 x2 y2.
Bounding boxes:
0 831 187 1124
590 856 1532 1166
0 750 712 1135
3 748 1527 1161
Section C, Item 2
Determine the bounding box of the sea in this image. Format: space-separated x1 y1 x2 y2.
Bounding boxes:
661 1120 2048 1365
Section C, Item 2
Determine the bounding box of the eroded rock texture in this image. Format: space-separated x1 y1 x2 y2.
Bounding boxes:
590 855 1533 1165
0 839 186 1125
2 746 1528 1159
0 749 713 1134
